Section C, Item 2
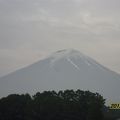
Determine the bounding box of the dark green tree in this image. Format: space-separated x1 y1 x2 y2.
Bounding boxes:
0 89 105 120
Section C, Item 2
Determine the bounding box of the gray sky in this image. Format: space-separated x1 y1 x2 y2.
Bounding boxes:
0 0 120 76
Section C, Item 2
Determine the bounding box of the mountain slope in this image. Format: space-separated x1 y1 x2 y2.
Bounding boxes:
0 49 120 103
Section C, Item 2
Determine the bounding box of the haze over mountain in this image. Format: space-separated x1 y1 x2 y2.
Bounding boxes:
0 49 120 103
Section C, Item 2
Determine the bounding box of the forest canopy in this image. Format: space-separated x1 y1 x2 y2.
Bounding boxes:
0 89 105 120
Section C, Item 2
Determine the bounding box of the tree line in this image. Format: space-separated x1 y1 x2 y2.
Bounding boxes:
0 89 105 120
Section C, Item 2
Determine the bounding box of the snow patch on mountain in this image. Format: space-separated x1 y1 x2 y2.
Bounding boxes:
67 57 80 70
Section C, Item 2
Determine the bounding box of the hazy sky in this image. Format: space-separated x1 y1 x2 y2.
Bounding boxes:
0 0 120 76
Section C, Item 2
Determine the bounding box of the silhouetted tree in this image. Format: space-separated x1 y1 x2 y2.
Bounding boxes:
0 89 105 120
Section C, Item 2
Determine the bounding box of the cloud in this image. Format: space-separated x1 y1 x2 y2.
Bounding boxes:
0 0 120 76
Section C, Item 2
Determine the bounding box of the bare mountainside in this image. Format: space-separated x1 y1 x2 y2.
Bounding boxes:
0 49 120 103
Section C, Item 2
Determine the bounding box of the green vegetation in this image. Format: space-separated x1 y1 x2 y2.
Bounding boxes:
0 89 106 120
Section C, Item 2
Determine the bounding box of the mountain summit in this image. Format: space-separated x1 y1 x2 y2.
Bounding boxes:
0 49 120 103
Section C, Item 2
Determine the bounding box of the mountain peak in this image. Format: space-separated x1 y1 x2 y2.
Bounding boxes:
50 49 86 60
56 49 78 53
48 49 91 66
55 49 80 54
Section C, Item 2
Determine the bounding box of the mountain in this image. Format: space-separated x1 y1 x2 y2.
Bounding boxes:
0 49 120 103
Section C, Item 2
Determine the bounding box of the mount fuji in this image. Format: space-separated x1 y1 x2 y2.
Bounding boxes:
0 49 120 103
